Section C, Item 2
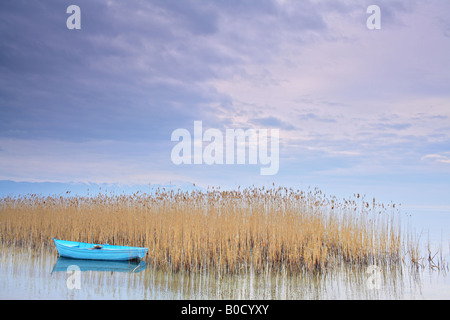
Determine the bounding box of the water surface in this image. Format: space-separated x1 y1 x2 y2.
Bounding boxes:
1 244 448 300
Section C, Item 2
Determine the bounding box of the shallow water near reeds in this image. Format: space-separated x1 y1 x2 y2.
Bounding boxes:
1 245 449 300
1 207 449 300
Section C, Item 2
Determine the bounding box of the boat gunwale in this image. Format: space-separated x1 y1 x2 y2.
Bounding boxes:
52 238 148 260
53 238 148 251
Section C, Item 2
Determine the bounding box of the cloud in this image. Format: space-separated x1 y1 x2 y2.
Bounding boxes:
0 0 233 143
249 116 296 130
298 112 337 123
1 0 450 195
0 137 182 184
371 122 412 131
422 153 450 164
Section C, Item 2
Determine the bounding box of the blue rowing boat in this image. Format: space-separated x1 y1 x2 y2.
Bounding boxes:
52 238 148 261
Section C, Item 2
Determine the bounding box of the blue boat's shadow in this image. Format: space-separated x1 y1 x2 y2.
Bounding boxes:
51 257 147 273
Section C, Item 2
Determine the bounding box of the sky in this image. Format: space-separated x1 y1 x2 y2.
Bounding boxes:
1 0 450 209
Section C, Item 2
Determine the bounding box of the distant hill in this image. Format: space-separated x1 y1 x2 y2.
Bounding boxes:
0 180 203 197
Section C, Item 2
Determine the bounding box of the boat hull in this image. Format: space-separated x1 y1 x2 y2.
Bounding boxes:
53 238 148 261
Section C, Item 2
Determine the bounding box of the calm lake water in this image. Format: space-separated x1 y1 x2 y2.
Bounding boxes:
1 209 449 300
0 246 448 300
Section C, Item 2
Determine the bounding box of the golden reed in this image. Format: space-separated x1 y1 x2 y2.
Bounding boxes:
1 187 408 274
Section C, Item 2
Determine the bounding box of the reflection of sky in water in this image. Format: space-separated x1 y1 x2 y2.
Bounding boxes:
0 245 448 300
400 207 450 264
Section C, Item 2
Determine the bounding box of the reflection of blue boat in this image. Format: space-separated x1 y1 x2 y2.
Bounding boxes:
51 257 147 273
53 238 148 261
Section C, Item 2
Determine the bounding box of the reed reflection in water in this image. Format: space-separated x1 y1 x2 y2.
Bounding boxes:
1 245 448 299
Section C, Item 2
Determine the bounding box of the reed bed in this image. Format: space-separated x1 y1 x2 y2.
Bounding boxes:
0 187 411 274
